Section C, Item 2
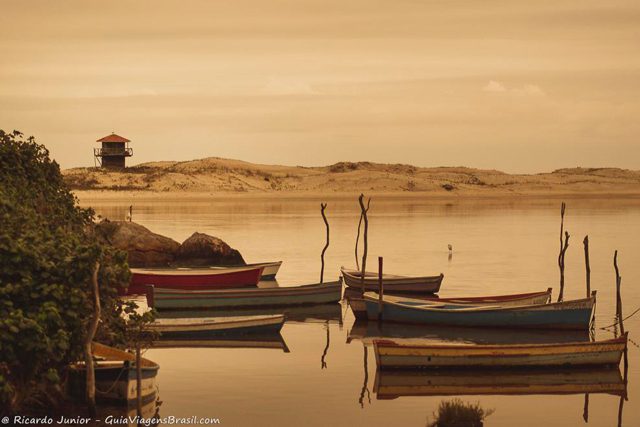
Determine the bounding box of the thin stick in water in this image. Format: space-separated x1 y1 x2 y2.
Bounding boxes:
358 194 371 296
614 250 624 335
378 256 383 321
557 202 569 302
320 203 329 283
355 212 363 270
583 236 591 298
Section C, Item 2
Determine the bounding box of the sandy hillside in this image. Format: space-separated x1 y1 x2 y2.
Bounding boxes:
62 157 640 199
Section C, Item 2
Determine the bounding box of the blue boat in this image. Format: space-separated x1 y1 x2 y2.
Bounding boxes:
364 291 596 330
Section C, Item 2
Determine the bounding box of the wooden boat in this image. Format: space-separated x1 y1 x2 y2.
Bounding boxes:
341 267 443 293
68 343 159 404
347 319 591 346
147 314 286 338
122 265 265 295
346 288 552 320
373 333 627 369
374 368 626 399
363 291 597 330
211 261 282 280
146 279 343 310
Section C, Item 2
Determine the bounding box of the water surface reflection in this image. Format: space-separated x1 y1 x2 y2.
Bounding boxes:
82 197 640 426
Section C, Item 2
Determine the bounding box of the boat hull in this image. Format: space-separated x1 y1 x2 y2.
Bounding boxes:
373 334 626 369
122 266 264 295
364 292 596 330
69 343 159 405
341 269 443 293
69 365 158 404
148 315 286 338
147 280 343 310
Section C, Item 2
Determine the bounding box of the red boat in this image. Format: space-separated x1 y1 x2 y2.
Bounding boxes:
120 266 265 295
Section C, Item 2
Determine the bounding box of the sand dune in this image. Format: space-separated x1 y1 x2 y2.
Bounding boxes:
63 158 640 199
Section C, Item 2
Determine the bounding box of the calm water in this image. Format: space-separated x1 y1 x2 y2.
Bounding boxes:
83 196 640 427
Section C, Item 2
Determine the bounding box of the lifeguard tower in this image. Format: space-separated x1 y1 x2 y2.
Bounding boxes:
94 133 133 168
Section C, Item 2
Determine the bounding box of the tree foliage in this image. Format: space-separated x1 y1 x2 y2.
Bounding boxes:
0 130 153 413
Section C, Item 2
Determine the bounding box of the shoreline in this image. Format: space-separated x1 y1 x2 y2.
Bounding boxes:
73 189 640 203
64 157 640 203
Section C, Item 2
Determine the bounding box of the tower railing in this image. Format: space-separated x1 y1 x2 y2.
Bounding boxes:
94 147 133 157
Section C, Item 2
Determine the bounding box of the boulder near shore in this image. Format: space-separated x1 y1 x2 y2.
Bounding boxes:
95 220 245 267
173 232 246 267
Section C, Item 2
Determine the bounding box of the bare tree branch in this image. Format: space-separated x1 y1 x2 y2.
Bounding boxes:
320 203 329 283
358 194 371 296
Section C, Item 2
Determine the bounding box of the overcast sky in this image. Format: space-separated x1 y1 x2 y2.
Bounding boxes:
1 0 639 173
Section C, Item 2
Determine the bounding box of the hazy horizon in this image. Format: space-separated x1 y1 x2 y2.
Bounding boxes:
1 0 639 174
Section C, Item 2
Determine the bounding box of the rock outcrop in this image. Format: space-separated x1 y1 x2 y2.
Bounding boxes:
173 232 246 267
96 221 246 267
96 220 181 267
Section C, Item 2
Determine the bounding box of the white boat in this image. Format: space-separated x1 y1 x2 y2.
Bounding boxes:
147 314 286 338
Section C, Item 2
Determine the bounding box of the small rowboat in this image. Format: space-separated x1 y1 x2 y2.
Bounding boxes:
69 343 159 405
345 288 553 320
373 333 627 369
122 266 265 295
374 368 626 399
341 267 443 294
147 315 286 338
211 261 282 280
146 279 343 310
363 291 596 330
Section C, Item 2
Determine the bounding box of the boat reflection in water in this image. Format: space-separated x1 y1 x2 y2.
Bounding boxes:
96 397 161 427
373 368 626 399
150 334 291 353
349 319 629 425
158 301 343 325
347 320 591 346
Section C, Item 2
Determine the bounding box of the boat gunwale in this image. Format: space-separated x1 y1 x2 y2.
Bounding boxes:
365 290 596 314
360 289 552 306
152 279 343 296
341 269 443 284
131 266 264 277
148 314 286 330
211 261 283 269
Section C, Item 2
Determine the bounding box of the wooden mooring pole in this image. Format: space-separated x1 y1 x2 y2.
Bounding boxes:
320 203 329 283
557 202 570 302
583 236 591 298
358 194 371 296
378 257 383 321
614 250 624 335
355 213 363 271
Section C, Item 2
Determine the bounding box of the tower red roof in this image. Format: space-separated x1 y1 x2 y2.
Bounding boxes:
96 133 130 143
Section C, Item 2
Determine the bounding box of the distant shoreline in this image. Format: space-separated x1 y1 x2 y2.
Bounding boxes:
64 157 640 202
72 189 640 203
